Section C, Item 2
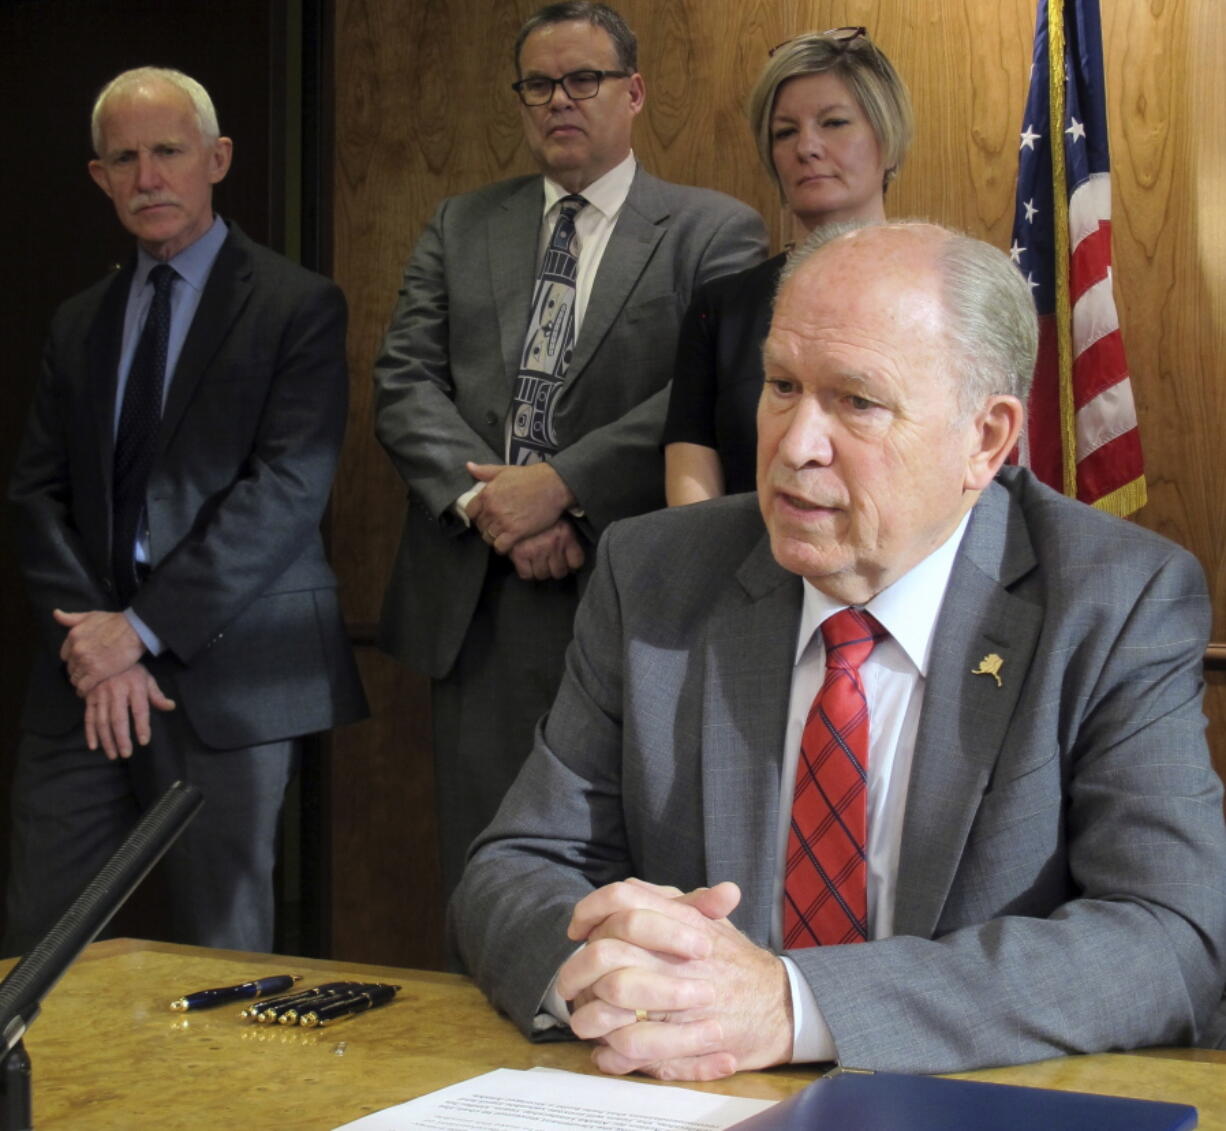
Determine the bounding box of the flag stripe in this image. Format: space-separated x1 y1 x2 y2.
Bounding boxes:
1068 172 1112 250
1077 432 1146 504
1076 378 1138 459
1069 222 1112 296
1073 325 1129 407
1071 274 1121 360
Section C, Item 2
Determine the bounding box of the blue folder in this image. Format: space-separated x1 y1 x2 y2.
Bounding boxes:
730 1067 1197 1130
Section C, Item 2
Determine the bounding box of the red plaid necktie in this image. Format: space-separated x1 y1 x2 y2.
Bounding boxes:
783 607 886 948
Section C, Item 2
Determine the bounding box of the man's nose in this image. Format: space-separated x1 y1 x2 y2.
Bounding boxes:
779 399 835 468
135 150 161 190
547 79 575 108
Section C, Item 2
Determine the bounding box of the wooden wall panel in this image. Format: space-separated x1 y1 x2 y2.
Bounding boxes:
330 0 1226 968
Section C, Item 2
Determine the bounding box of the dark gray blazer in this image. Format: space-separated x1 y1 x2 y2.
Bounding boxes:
373 166 767 678
10 224 367 749
452 467 1226 1074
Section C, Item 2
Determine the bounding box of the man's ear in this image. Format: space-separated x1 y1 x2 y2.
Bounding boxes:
88 159 113 199
627 73 646 117
964 395 1024 490
208 136 233 185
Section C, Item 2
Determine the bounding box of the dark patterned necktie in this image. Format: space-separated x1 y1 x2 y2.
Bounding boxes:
783 607 887 948
112 263 176 605
508 194 587 465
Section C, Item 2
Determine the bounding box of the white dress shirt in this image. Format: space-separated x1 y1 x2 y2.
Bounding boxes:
536 149 636 339
780 512 971 1061
454 152 638 521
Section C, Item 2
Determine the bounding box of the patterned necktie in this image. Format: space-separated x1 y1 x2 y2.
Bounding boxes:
509 194 587 466
112 263 176 605
783 607 887 948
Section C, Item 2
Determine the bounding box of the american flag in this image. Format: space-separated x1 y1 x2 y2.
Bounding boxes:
1009 0 1146 515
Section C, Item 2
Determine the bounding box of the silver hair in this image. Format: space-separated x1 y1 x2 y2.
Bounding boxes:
780 220 1038 411
91 67 220 155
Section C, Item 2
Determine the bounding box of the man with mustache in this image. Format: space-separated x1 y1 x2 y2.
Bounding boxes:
4 67 367 953
374 1 766 901
452 221 1226 1076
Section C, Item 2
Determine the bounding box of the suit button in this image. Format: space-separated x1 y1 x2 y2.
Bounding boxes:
484 411 499 426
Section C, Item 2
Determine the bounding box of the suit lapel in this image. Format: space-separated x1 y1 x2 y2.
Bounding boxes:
89 262 134 500
893 481 1042 937
565 168 666 383
701 534 800 940
490 179 545 385
158 226 253 451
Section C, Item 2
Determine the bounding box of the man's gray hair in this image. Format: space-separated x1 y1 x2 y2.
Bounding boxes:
514 2 637 75
781 220 1038 411
91 67 220 155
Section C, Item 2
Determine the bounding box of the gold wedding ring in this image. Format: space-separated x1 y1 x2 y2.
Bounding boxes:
634 1009 649 1023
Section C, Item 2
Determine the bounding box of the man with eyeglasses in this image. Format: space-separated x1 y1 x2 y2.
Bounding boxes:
374 1 767 903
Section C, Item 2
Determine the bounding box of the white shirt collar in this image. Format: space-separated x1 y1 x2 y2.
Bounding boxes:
541 150 636 221
796 509 973 676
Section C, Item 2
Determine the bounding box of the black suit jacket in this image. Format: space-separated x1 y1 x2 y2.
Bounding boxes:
10 223 366 749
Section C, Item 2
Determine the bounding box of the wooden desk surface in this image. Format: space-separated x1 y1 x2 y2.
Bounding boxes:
9 938 1225 1129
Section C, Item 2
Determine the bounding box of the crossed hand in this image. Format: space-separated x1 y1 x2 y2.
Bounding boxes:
465 461 585 581
557 878 794 1081
54 608 175 759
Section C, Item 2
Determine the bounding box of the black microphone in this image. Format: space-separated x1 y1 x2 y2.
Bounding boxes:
0 780 203 1056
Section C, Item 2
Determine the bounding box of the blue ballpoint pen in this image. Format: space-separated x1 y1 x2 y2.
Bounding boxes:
169 974 301 1012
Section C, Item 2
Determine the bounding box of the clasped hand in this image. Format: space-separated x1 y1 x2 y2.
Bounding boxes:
55 608 143 693
556 879 794 1081
465 461 575 548
54 608 175 758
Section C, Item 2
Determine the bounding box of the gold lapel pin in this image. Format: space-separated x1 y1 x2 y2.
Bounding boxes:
972 653 1004 687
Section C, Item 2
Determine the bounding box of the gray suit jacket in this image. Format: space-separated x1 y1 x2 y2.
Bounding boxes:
10 224 367 749
373 166 767 678
452 467 1226 1074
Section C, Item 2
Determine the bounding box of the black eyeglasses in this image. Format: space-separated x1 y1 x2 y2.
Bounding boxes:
511 69 629 106
769 26 869 57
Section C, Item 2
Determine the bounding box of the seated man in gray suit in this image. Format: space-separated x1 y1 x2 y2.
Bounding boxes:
374 1 766 899
5 67 366 954
452 221 1226 1077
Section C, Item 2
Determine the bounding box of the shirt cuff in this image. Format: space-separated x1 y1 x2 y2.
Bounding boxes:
533 943 587 1034
781 955 837 1063
452 481 486 528
123 608 163 657
534 973 573 1034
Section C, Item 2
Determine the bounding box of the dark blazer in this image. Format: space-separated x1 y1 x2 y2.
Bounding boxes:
10 223 367 750
452 467 1226 1073
373 167 767 679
